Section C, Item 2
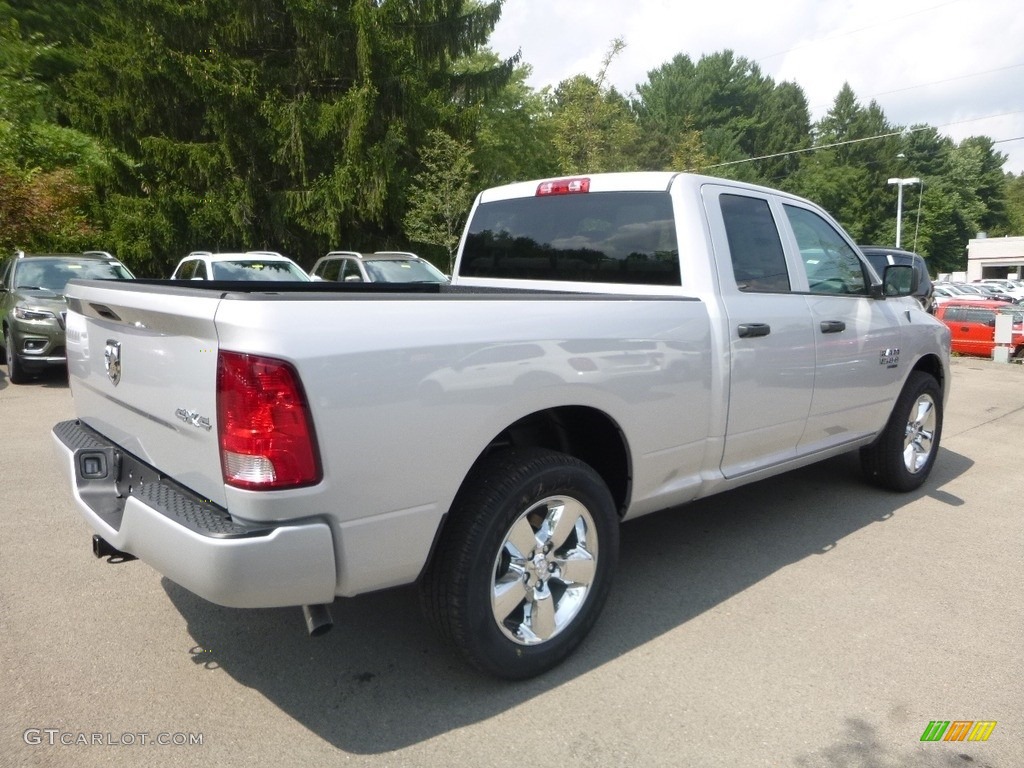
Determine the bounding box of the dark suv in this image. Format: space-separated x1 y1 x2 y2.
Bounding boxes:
0 251 134 383
859 246 935 313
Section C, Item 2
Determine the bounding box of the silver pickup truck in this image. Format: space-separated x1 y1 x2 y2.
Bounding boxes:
53 172 951 679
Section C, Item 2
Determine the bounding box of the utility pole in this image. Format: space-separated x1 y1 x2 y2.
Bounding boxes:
887 177 920 248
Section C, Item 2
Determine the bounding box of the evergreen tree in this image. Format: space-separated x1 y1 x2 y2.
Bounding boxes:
633 50 809 183
61 0 511 274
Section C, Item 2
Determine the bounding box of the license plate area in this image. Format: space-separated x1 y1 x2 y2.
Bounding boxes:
57 419 272 539
74 444 160 531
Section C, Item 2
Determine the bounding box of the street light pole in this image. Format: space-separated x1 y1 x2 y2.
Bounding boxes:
887 177 920 248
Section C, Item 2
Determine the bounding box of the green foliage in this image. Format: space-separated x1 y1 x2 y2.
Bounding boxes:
0 163 99 252
550 73 639 174
548 39 640 175
403 128 476 272
0 9 107 251
633 51 811 183
994 173 1024 237
56 0 511 274
458 55 558 187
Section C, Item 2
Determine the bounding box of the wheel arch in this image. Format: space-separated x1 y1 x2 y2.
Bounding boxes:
909 353 946 397
474 405 632 516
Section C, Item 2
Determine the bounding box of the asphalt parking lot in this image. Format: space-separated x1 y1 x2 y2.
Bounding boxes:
1 358 1021 768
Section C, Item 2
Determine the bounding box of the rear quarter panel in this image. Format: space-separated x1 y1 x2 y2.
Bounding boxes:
212 292 714 594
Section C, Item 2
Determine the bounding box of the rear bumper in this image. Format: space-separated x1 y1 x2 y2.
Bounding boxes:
51 419 337 608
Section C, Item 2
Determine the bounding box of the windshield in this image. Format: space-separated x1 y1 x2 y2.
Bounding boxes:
13 258 133 292
210 260 309 281
364 259 448 283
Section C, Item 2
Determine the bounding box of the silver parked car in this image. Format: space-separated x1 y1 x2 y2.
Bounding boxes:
310 251 449 284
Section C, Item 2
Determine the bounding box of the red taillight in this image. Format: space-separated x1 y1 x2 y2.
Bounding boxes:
217 350 321 490
536 177 590 196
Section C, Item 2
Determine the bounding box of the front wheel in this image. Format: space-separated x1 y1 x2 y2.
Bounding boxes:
860 371 942 491
4 328 27 384
420 447 619 679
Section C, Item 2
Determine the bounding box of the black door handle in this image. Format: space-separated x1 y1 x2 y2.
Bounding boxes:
737 323 771 338
820 320 846 334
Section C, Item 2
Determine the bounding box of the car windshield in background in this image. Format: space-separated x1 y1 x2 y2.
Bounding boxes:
14 259 133 292
210 260 308 280
460 191 681 285
364 259 448 283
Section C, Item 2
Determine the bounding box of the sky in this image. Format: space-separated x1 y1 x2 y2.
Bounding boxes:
489 0 1024 175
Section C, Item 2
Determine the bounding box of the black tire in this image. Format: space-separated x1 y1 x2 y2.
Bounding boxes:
860 371 942 491
420 447 619 679
4 328 27 384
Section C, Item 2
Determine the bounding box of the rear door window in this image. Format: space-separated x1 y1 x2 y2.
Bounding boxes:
720 194 790 292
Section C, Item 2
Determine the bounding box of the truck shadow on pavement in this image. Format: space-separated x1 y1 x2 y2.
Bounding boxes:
163 447 974 754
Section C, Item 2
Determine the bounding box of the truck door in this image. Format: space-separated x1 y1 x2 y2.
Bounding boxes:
780 203 905 452
704 188 817 479
960 307 997 357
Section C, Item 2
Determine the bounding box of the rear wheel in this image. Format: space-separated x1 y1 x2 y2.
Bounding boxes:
420 447 619 679
861 371 942 491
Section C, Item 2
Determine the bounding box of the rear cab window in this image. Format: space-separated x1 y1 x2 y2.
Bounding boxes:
459 191 681 286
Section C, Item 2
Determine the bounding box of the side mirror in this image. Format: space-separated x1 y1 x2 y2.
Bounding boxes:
881 264 918 298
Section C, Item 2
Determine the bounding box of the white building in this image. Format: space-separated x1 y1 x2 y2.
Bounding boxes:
965 235 1024 281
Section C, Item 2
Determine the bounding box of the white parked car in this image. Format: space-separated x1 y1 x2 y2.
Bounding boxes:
170 251 310 281
975 279 1024 300
932 283 993 305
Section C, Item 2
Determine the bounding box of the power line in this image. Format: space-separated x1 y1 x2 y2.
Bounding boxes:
936 110 1024 130
700 112 1024 172
701 129 919 171
753 0 967 62
868 62 1024 99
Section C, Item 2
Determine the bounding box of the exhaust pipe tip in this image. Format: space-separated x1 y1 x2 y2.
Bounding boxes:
302 604 333 637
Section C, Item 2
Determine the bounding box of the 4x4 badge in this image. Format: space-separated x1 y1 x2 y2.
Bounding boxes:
104 340 122 385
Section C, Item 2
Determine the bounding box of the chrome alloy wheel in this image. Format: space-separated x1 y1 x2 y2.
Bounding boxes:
903 392 937 474
491 495 598 645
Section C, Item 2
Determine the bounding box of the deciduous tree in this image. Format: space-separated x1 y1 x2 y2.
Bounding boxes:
403 128 476 273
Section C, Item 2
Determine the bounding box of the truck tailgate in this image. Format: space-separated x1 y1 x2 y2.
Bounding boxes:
65 280 227 507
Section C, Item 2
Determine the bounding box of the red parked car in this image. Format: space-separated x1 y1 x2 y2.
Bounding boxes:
935 300 1024 359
